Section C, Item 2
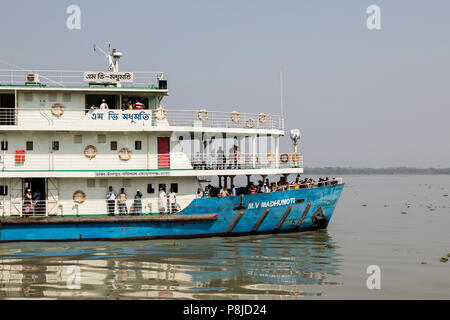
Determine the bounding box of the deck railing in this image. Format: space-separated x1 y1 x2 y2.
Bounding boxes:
0 69 163 88
0 152 303 172
0 108 284 131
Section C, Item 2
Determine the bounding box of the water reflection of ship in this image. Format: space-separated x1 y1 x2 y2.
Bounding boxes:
0 232 341 299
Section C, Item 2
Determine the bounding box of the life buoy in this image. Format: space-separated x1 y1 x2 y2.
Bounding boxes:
292 152 300 163
154 106 167 121
119 148 132 161
73 190 86 204
51 103 64 117
258 113 267 124
235 151 246 164
280 153 289 163
246 118 255 128
267 152 276 163
230 111 240 123
84 145 98 159
198 109 208 122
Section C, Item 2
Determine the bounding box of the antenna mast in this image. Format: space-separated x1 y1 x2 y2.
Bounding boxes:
93 43 123 73
280 71 284 116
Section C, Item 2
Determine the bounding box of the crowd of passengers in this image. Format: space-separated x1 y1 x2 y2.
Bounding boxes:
196 176 339 198
89 99 146 111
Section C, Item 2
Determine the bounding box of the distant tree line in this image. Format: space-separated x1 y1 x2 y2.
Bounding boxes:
304 167 450 175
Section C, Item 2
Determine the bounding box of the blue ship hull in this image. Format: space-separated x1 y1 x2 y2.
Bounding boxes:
0 184 343 242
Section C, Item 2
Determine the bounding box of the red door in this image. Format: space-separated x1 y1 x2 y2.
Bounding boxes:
158 137 170 169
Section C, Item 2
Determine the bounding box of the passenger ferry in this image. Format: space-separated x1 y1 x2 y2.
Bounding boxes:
0 48 344 242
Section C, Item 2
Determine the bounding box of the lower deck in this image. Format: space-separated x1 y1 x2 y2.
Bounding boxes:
0 184 344 242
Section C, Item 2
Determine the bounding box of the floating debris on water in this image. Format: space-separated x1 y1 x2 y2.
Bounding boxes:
325 244 335 249
421 262 427 264
401 211 408 215
362 204 367 207
440 257 448 263
444 195 448 197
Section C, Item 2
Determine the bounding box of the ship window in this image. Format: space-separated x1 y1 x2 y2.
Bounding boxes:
73 135 82 144
1 141 7 151
135 141 142 150
170 183 178 193
52 141 59 151
0 185 7 196
97 134 106 144
48 93 57 102
87 179 96 188
63 93 71 102
147 184 155 194
159 184 166 192
26 141 33 151
110 141 117 150
24 93 33 102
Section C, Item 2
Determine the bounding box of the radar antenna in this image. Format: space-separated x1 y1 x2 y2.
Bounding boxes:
93 43 123 73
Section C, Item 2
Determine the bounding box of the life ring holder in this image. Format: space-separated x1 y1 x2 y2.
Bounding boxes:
235 151 246 164
246 118 255 128
230 111 240 123
119 148 132 161
292 152 300 163
198 109 208 122
280 153 289 163
267 152 276 163
258 113 267 124
73 190 86 204
84 145 98 159
51 103 65 117
154 106 167 121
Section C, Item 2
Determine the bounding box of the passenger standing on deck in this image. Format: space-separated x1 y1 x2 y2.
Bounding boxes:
133 189 143 215
134 100 144 110
24 189 33 216
118 188 128 215
99 99 109 110
106 186 117 216
230 185 237 196
168 188 177 214
32 189 42 214
196 188 203 198
202 185 210 198
158 187 167 214
249 184 257 195
216 146 225 169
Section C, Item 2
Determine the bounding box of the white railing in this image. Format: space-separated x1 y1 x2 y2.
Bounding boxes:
0 108 285 131
0 69 163 88
0 152 303 172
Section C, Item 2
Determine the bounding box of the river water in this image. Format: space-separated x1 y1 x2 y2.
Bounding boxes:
0 175 449 299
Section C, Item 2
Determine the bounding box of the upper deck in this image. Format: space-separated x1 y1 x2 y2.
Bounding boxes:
0 69 285 134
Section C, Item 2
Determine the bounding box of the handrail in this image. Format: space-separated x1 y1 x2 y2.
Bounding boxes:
0 69 163 88
0 152 303 171
0 108 285 130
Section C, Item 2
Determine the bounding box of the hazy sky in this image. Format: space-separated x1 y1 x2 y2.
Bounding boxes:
1 0 449 168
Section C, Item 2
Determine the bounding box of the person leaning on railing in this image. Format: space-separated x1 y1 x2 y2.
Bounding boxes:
106 186 117 216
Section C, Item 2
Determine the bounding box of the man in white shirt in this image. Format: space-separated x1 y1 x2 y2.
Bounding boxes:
106 186 117 216
100 99 109 110
168 188 177 214
159 188 167 214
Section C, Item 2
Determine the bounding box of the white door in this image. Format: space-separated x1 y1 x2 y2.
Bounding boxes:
10 178 23 216
47 178 59 215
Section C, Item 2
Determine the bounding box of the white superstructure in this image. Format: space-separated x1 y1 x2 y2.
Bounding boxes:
0 50 303 217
